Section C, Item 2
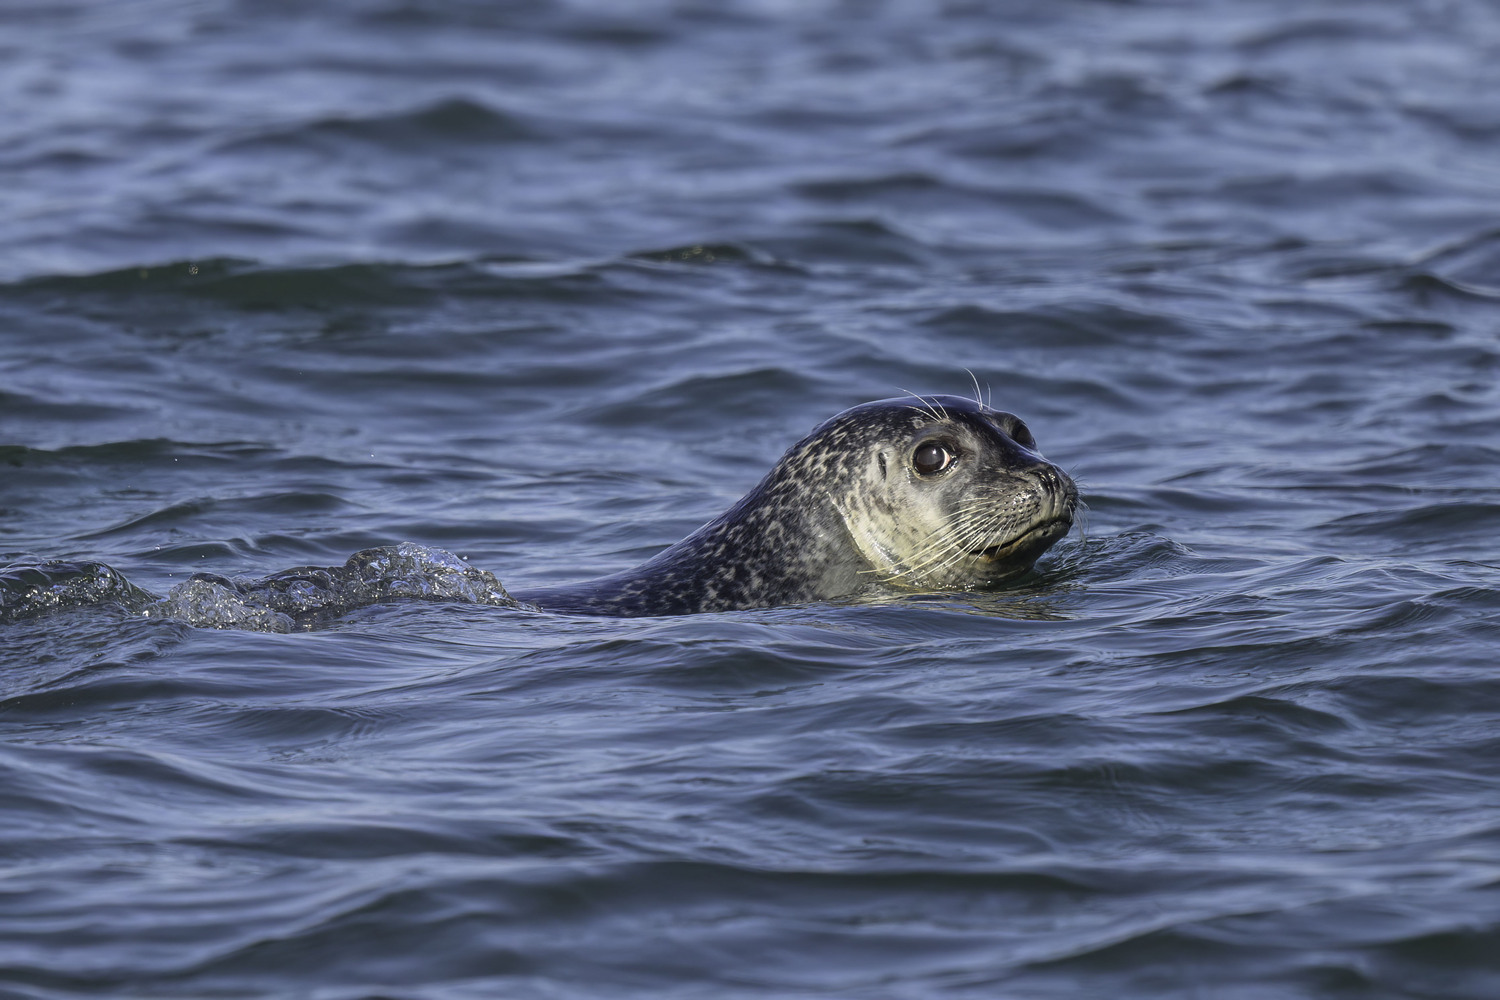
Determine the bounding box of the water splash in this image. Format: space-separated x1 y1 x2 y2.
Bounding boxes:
0 560 157 618
1 544 527 633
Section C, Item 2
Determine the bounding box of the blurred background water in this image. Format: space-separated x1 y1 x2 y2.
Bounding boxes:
3 1 1500 997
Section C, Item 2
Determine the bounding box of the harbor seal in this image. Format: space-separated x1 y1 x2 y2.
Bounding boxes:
518 394 1076 616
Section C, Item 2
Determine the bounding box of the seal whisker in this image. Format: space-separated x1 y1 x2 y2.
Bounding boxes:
909 532 979 582
893 515 1002 581
924 516 1013 582
894 386 944 424
876 523 972 582
902 510 996 564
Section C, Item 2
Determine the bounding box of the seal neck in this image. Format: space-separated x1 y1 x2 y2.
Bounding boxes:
516 470 868 616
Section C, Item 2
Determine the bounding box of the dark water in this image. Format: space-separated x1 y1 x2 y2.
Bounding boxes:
4 1 1500 997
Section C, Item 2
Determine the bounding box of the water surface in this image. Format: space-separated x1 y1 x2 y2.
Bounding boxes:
3 1 1499 997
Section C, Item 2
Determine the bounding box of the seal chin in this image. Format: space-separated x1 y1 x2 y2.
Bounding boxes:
968 515 1073 568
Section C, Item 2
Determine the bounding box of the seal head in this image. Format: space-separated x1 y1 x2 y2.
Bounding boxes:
518 395 1077 616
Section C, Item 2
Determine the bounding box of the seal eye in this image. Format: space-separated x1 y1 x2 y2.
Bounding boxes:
1011 422 1036 449
912 441 956 476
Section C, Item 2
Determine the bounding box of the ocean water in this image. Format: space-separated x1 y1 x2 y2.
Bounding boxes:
3 1 1500 997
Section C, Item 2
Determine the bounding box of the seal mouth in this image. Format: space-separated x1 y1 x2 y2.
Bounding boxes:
968 516 1072 563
